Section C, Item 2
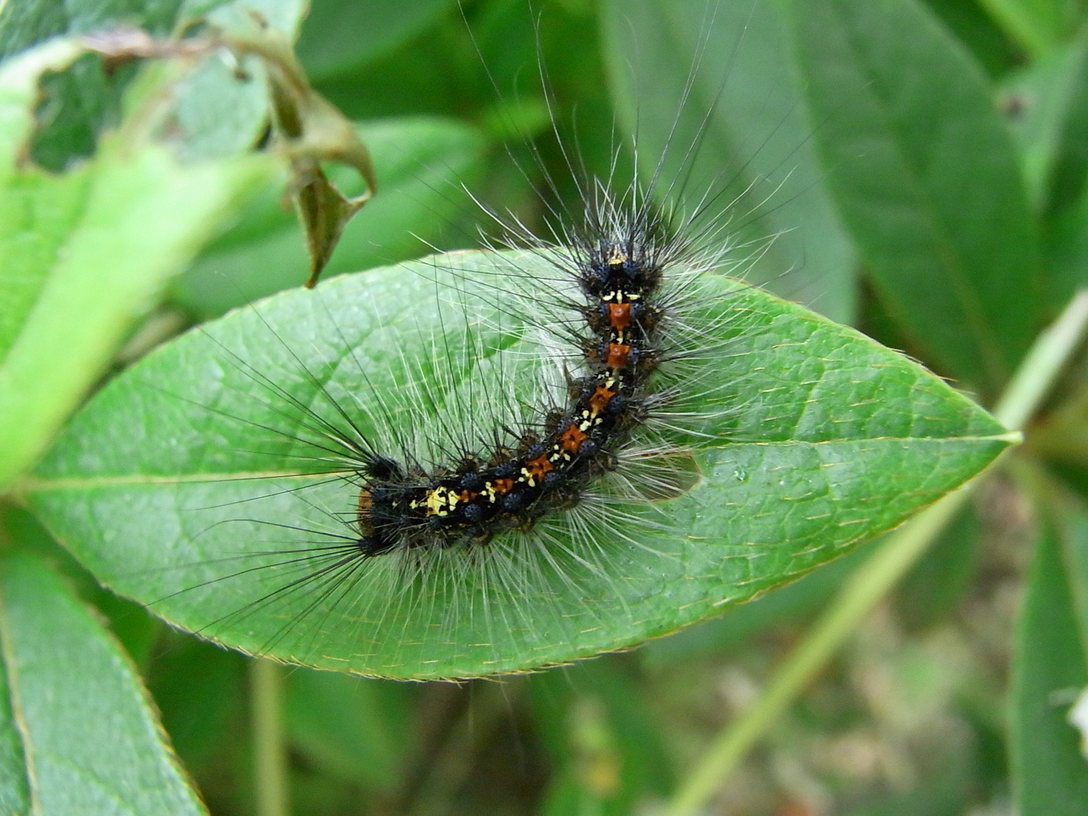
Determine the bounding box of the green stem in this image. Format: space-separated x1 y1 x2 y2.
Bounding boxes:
665 290 1088 816
252 659 289 816
991 290 1088 431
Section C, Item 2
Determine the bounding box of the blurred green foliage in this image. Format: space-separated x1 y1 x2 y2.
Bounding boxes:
1 0 1087 814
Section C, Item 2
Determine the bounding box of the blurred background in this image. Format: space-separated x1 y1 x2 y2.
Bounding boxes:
5 0 1088 813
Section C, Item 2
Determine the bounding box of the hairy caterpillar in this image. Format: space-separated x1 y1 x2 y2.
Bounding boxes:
26 0 1008 681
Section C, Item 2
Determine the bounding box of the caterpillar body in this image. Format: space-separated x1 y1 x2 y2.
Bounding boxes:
356 220 675 554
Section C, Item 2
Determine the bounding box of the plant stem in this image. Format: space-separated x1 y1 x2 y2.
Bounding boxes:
252 659 289 816
991 290 1088 431
665 290 1088 816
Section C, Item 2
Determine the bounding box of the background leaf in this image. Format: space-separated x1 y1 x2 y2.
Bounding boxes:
295 0 455 83
784 0 1043 397
1011 496 1088 816
0 0 307 167
975 0 1081 56
174 116 487 315
0 550 206 816
0 37 277 488
600 0 857 325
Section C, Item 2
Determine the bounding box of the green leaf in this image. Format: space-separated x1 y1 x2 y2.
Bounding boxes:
0 550 206 816
1011 501 1088 816
641 545 865 663
1039 32 1088 217
24 250 1013 679
975 0 1080 57
0 38 277 489
1005 28 1088 223
0 0 307 168
0 0 179 169
1014 28 1088 312
918 0 1015 76
174 116 487 315
600 0 857 325
784 0 1043 397
284 671 412 789
150 1 307 164
1048 188 1088 315
296 0 455 83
